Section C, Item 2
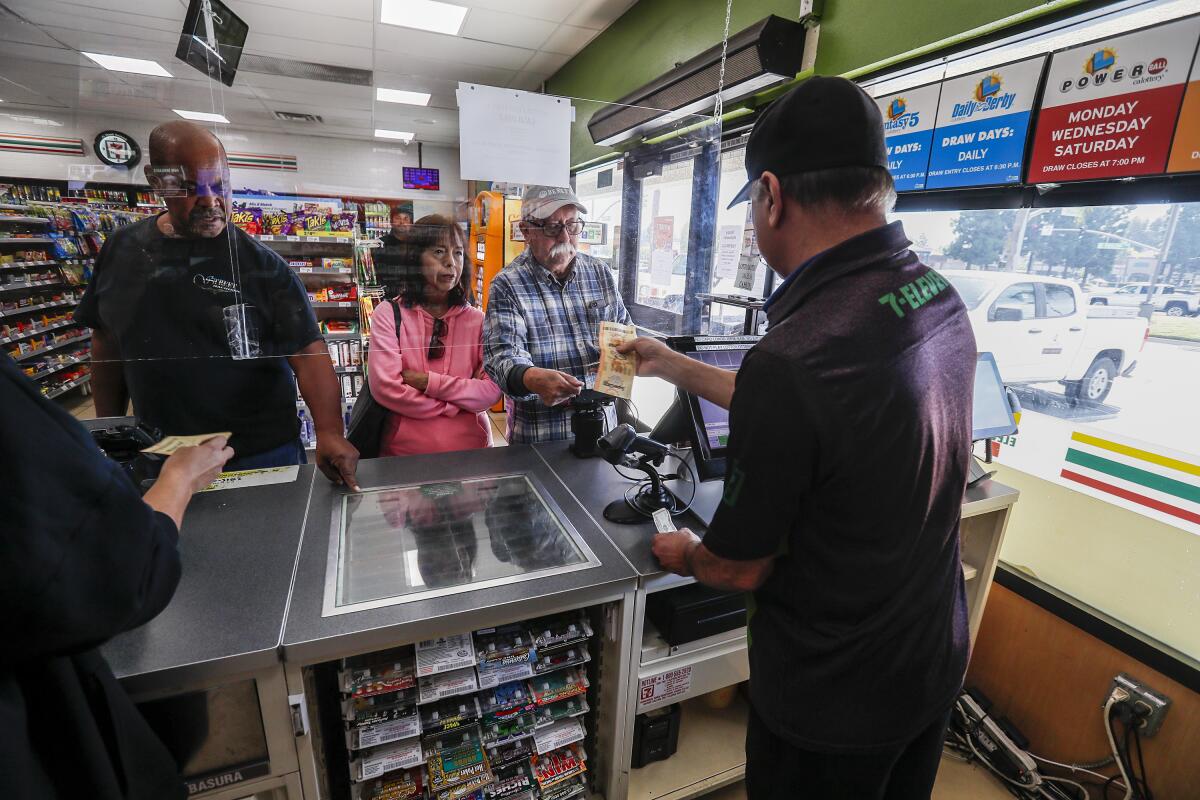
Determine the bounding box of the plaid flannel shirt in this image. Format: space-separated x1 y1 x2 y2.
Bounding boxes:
484 250 631 443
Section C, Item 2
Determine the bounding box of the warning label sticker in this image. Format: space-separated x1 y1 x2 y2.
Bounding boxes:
637 667 692 709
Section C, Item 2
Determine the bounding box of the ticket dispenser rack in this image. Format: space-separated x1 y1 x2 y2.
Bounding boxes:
470 190 525 412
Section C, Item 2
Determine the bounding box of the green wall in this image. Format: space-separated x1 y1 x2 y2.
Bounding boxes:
548 0 1099 166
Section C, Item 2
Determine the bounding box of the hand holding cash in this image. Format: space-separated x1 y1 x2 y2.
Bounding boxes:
141 432 233 456
596 322 639 400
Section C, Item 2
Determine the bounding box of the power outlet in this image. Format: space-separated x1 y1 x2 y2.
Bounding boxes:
1110 673 1171 737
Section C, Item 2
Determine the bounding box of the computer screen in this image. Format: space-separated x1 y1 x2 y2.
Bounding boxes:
973 352 1017 441
175 0 248 88
403 167 441 191
664 336 759 480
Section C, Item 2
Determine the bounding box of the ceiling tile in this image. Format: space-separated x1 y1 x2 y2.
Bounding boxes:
521 51 572 78
461 0 573 24
236 0 375 22
460 9 557 50
243 31 374 70
509 71 545 91
563 0 639 31
540 24 599 56
5 0 182 24
373 23 534 71
230 5 373 48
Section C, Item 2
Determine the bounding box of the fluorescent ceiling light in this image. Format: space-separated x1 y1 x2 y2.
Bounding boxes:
173 109 230 123
375 128 415 142
81 52 171 77
377 88 432 106
380 0 468 35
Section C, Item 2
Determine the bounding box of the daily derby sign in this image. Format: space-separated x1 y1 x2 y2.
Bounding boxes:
1027 16 1200 182
925 56 1046 189
875 83 943 192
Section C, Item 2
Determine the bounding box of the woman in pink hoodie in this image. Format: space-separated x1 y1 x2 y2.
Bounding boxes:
369 215 501 456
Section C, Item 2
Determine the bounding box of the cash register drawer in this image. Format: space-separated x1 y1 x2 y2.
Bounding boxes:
646 584 747 646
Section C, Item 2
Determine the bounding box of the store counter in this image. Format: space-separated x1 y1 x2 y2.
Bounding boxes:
102 465 317 799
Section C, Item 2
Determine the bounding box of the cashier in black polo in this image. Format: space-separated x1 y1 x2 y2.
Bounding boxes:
77 120 359 488
621 78 976 799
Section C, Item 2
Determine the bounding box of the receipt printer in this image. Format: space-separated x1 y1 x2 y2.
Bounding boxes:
632 703 681 768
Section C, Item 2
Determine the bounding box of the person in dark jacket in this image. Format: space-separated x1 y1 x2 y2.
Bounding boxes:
0 352 233 799
621 77 976 799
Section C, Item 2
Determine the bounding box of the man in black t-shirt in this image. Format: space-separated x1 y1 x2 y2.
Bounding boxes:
77 121 359 487
622 78 976 799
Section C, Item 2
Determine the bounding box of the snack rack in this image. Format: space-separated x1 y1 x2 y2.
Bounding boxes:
1 185 154 400
332 611 597 800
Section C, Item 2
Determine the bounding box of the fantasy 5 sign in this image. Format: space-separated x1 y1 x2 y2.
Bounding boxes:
1027 15 1200 182
874 83 941 191
925 56 1046 188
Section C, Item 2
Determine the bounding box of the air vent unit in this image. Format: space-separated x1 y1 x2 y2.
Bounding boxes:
588 15 805 147
274 111 324 123
240 54 373 86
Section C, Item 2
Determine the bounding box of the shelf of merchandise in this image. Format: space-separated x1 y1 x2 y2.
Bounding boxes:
0 317 80 346
27 353 90 381
0 279 62 293
0 215 51 225
10 332 92 362
293 266 353 276
0 190 148 401
257 234 356 245
0 299 76 320
0 260 58 271
44 374 91 400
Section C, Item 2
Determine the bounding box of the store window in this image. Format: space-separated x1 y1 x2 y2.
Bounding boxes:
572 162 623 272
634 159 696 317
893 201 1200 539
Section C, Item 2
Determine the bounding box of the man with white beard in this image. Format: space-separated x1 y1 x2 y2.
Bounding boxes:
484 185 632 443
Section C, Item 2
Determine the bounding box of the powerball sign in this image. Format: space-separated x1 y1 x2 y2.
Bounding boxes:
1168 36 1200 173
1027 16 1200 182
926 57 1046 188
875 83 941 191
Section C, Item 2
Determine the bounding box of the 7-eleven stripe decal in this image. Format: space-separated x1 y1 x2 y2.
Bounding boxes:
227 151 298 171
0 133 84 155
1060 431 1200 528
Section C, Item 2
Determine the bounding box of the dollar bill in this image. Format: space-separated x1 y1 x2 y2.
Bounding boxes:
141 432 231 456
596 321 638 400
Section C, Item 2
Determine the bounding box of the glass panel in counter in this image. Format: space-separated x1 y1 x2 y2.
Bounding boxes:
327 474 599 615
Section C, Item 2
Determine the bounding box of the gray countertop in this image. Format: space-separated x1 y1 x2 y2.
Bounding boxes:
281 446 639 665
533 443 711 582
103 466 317 693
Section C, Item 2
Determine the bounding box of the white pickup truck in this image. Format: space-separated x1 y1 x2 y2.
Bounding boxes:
1085 282 1200 317
942 271 1149 403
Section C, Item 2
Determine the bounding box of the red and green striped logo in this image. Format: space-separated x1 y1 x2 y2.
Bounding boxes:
1060 431 1200 527
227 151 298 171
0 133 84 156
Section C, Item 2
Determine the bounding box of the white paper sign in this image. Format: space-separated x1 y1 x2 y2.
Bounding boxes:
533 718 586 755
416 634 475 677
650 249 673 286
458 83 573 187
714 224 744 279
200 465 299 493
637 666 692 709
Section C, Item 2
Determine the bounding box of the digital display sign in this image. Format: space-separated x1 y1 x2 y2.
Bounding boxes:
1027 16 1200 183
925 56 1045 189
1167 33 1200 173
875 83 942 192
403 167 440 190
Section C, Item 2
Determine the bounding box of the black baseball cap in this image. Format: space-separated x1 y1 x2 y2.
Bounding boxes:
728 76 888 208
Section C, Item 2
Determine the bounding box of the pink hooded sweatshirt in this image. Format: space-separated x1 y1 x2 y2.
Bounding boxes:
368 301 502 456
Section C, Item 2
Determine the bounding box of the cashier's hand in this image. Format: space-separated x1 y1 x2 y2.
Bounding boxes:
160 436 235 493
317 433 361 492
524 367 582 407
653 529 701 577
617 337 679 380
402 369 430 392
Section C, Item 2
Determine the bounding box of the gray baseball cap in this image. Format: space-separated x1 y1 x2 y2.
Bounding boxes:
521 185 588 220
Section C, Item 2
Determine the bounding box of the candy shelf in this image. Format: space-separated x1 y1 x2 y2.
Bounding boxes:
0 279 63 293
0 317 80 346
0 299 76 319
10 332 92 362
44 374 91 400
